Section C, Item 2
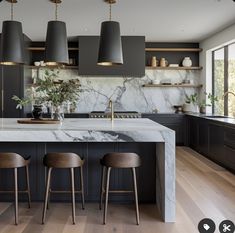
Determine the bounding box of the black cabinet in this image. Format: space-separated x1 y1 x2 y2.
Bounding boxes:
142 114 185 145
0 65 24 118
79 36 145 77
187 115 235 173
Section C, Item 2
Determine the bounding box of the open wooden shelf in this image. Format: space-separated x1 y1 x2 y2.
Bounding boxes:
28 47 79 51
146 66 203 70
142 84 203 88
27 65 78 70
145 48 202 52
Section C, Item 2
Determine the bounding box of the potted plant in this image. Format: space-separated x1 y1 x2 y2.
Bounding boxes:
12 69 81 120
183 93 199 113
199 93 218 114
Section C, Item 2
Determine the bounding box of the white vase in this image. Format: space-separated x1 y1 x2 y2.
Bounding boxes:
183 103 199 113
182 57 192 67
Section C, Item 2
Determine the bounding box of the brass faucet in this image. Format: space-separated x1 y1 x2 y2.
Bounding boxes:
222 91 235 98
108 100 114 122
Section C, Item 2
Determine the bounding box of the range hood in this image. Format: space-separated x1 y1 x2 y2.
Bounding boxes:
78 36 145 77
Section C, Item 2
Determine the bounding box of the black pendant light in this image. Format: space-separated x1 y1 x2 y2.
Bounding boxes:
0 0 25 65
45 0 69 66
97 0 123 66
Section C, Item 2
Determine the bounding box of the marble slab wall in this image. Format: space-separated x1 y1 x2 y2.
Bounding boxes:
33 69 200 113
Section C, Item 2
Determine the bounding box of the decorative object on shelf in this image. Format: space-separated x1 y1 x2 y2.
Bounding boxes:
34 61 41 66
199 92 218 114
160 78 172 85
169 64 179 67
151 56 158 67
183 93 199 113
160 58 168 67
0 0 25 65
45 0 69 66
151 79 160 85
182 57 192 67
97 0 123 66
12 69 81 120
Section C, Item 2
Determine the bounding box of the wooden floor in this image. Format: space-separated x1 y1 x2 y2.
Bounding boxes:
0 147 234 233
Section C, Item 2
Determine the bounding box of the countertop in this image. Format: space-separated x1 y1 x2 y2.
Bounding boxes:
186 113 235 126
0 118 174 142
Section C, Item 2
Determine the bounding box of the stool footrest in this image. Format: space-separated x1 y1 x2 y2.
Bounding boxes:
50 190 82 194
104 190 133 194
0 190 29 194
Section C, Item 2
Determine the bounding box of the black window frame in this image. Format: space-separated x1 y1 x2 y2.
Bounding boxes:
212 45 229 115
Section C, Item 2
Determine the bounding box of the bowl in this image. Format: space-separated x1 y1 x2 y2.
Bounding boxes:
34 61 40 66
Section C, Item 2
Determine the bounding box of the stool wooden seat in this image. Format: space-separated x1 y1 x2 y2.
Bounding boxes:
0 153 31 225
100 152 141 225
42 153 85 225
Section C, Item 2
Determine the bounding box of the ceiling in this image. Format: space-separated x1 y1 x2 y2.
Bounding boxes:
0 0 235 42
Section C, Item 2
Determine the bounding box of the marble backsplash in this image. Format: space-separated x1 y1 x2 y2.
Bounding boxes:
33 69 200 113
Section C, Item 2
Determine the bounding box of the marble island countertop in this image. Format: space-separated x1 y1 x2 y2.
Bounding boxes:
0 118 174 142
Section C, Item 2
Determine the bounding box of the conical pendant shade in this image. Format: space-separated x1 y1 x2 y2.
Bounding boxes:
0 20 25 65
98 21 123 66
45 21 69 66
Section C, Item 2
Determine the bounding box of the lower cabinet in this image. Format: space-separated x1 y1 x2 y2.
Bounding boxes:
188 116 235 173
142 114 185 145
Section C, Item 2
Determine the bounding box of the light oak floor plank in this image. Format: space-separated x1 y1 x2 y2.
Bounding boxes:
0 147 234 233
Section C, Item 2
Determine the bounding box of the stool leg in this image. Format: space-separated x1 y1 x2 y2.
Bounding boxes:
14 168 18 225
80 166 85 210
25 165 31 208
99 166 106 210
70 168 76 225
132 168 140 225
103 167 111 225
42 167 52 224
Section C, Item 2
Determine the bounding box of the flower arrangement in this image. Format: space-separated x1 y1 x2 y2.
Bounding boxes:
12 69 81 117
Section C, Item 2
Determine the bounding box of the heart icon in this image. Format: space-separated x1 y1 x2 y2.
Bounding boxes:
203 224 210 231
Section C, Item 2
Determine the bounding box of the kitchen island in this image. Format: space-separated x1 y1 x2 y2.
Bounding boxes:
0 118 175 222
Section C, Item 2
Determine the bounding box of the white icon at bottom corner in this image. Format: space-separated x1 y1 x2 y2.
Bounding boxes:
223 224 231 232
203 224 211 231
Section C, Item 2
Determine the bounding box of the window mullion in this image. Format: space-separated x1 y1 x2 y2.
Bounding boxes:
224 46 229 116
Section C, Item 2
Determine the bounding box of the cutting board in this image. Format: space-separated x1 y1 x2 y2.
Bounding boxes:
17 118 60 124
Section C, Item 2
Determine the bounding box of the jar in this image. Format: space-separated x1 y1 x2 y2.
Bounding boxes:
182 57 192 67
160 58 168 67
151 56 158 67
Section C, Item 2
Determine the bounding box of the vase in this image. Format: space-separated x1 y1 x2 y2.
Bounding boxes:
183 103 199 113
182 57 192 67
51 105 64 121
32 105 43 119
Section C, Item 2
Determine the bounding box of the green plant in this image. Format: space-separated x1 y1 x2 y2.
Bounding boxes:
185 93 198 105
12 69 81 109
199 92 218 108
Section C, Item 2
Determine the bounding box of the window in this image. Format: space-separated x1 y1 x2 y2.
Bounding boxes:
212 43 235 116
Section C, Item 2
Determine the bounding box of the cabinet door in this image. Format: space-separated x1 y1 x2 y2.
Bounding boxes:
0 66 23 118
198 119 209 155
142 114 185 145
189 117 199 151
208 123 224 163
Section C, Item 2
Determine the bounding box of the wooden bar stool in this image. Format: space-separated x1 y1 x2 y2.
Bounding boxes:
42 153 85 225
100 152 141 225
0 153 31 225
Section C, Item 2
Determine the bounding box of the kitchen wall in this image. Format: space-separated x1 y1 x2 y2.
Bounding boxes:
199 22 235 109
33 69 200 113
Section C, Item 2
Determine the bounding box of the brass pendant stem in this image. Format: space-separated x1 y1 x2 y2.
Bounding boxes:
109 3 112 21
55 1 58 20
11 1 13 20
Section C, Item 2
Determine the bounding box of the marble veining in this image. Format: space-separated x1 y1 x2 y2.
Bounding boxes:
33 69 200 113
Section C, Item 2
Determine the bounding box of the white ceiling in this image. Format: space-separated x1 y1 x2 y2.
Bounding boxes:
0 0 235 42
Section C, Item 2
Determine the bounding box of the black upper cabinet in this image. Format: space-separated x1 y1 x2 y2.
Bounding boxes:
0 65 24 118
78 36 145 77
